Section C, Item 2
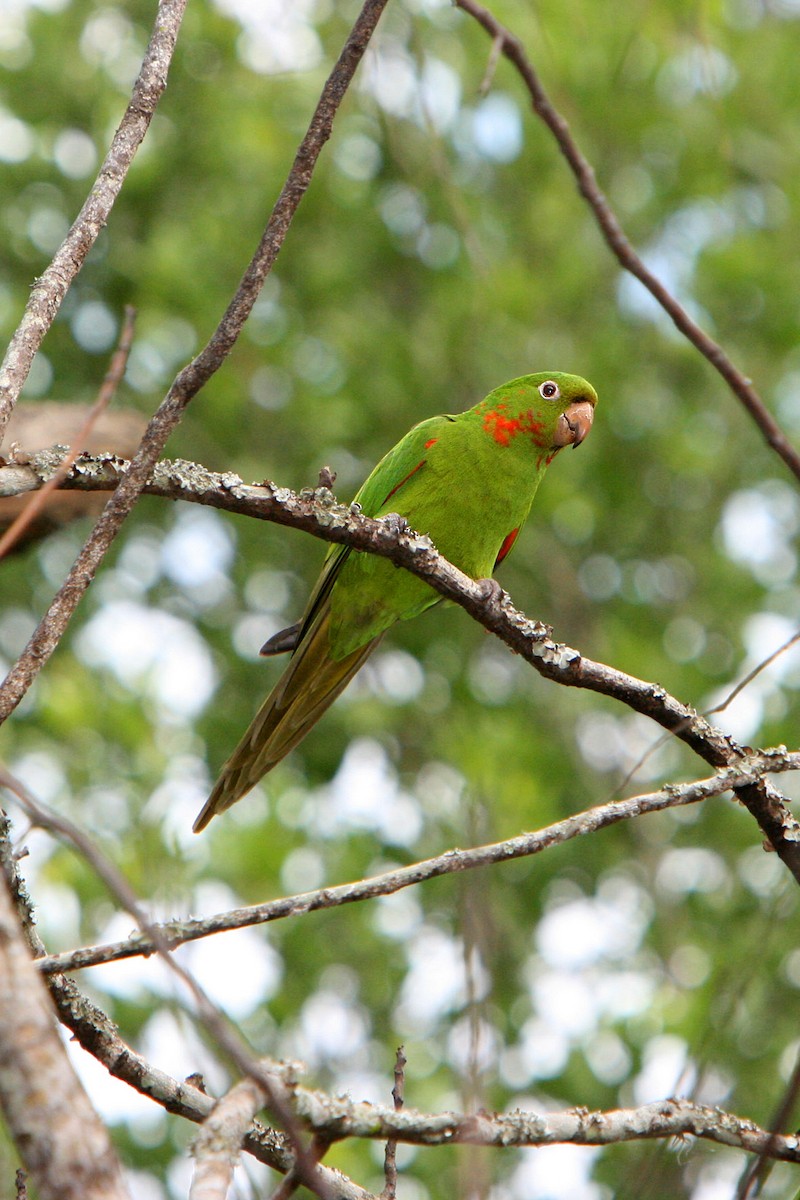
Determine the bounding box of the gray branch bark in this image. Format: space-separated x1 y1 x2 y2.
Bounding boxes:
0 0 186 439
32 749 800 977
0 848 131 1200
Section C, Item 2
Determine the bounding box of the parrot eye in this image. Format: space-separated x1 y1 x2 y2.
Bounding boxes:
539 380 560 400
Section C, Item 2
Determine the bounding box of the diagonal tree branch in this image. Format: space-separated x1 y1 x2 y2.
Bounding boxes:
6 821 799 1177
0 827 131 1200
0 0 390 731
0 769 339 1199
27 750 799 977
454 0 800 484
1 815 376 1200
0 0 186 440
6 451 799 878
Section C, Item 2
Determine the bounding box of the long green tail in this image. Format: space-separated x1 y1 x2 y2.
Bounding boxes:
193 613 380 832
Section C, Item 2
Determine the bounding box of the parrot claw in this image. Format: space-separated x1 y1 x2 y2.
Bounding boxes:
475 578 505 605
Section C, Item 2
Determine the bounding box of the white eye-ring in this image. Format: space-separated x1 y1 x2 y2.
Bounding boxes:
539 380 560 400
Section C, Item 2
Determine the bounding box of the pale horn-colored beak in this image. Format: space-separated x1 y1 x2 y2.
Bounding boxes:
553 399 595 449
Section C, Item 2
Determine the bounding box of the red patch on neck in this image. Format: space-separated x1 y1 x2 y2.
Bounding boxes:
482 404 546 447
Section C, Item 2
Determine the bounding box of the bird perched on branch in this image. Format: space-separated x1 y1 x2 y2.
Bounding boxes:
194 371 597 831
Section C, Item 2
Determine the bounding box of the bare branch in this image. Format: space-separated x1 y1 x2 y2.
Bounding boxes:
5 816 796 1180
0 765 336 1198
0 0 390 730
190 1074 269 1200
0 0 185 438
0 846 130 1200
46 972 376 1199
381 1047 406 1200
2 807 375 1199
289 1093 800 1162
706 628 800 718
31 751 799 978
454 0 800 484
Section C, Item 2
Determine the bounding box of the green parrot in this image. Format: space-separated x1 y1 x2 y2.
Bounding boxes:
194 371 597 831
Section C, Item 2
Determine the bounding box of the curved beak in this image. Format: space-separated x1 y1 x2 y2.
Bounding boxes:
553 399 595 449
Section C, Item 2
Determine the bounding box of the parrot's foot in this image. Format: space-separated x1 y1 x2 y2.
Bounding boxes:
475 577 505 605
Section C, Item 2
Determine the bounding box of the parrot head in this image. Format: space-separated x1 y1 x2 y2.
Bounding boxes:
476 371 597 459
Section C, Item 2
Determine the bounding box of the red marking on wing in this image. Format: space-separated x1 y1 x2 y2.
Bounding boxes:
383 458 426 504
424 437 438 449
495 527 519 566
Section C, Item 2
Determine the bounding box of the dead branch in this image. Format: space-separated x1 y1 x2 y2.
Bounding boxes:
29 750 798 977
0 836 131 1200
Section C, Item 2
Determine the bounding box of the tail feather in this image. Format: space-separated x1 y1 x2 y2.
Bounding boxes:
193 612 380 832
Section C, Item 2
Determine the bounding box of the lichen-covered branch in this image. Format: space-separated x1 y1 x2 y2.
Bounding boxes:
0 816 375 1199
6 449 799 879
33 750 800 977
291 1093 800 1163
0 834 131 1200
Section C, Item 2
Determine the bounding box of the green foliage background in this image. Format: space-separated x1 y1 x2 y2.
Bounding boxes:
3 0 800 1196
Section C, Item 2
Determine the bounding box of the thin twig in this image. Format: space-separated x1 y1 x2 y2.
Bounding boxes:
735 1046 800 1199
478 34 504 95
27 751 799 978
0 0 186 439
454 0 800 483
0 0 390 741
605 623 800 810
706 628 800 717
0 307 136 560
381 1047 406 1200
268 1137 332 1200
